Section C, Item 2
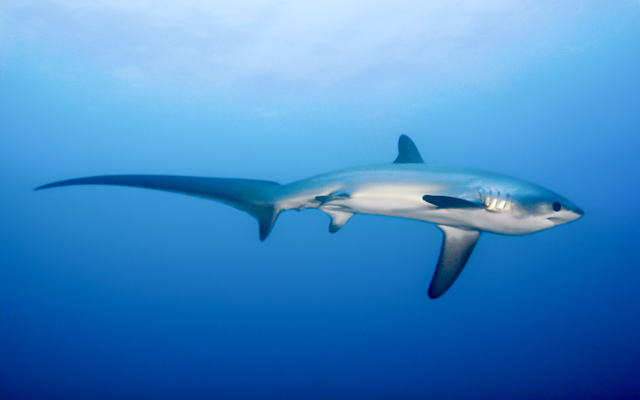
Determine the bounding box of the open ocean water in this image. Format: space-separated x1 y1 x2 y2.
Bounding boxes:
1 1 639 399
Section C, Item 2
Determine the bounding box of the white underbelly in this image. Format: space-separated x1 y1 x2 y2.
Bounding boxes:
332 197 549 235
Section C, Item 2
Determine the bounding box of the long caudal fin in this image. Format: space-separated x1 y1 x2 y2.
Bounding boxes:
36 175 283 241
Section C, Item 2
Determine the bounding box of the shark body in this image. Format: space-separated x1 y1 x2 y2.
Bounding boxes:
36 135 583 298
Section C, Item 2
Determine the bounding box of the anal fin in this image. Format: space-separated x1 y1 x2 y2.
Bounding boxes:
428 225 481 299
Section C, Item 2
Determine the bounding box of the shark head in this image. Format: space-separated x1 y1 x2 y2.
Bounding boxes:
465 181 584 235
509 187 584 232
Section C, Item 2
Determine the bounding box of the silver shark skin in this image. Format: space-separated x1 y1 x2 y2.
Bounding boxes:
281 163 583 235
36 135 583 298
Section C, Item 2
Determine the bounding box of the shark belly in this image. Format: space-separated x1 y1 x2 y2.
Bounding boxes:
324 192 548 235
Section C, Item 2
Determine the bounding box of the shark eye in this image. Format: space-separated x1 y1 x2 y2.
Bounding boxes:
552 202 562 212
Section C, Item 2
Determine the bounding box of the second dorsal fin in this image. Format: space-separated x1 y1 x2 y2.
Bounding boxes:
393 135 424 164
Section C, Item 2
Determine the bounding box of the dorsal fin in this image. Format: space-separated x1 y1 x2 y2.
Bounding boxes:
393 135 424 164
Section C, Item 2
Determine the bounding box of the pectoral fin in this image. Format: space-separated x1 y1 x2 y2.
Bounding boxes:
428 225 481 299
423 195 484 209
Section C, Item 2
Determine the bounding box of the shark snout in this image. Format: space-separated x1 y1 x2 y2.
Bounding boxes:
548 204 584 225
567 203 584 220
562 198 584 222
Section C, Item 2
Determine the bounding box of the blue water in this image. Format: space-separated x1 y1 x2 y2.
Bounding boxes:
1 2 639 399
